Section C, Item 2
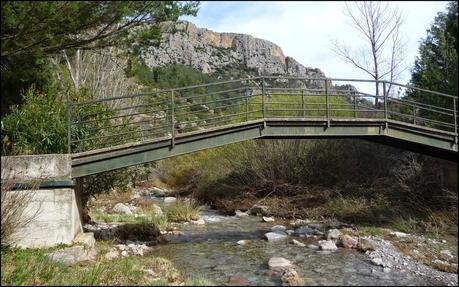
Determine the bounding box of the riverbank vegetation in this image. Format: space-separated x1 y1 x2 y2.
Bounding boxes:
159 139 457 239
1 244 210 286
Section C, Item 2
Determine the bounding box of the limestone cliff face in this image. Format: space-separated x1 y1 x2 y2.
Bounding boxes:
140 21 325 79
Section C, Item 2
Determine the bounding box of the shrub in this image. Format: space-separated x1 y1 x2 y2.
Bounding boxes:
1 86 67 155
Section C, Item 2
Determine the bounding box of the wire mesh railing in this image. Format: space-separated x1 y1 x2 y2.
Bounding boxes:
67 76 458 153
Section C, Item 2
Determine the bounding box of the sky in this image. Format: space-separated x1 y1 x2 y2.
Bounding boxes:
181 1 449 93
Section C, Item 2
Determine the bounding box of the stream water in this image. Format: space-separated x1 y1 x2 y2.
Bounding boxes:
146 202 441 286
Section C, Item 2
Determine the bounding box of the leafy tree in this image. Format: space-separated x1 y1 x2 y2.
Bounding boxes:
1 1 199 115
407 1 458 123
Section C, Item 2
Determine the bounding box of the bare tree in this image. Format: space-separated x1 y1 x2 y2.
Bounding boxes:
332 1 407 104
51 48 144 110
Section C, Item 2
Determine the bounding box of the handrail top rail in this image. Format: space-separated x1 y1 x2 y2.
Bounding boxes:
68 76 457 106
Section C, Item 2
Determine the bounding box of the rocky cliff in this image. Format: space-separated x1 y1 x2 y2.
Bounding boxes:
140 21 326 80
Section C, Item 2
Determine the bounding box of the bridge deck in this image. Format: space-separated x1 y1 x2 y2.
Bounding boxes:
71 117 457 177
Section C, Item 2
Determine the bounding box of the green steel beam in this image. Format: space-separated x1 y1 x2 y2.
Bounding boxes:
72 124 264 177
71 118 457 178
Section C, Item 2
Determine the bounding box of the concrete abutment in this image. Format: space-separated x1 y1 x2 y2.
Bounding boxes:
1 154 83 248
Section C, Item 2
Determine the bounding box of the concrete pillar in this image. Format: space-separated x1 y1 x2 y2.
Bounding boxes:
1 154 82 248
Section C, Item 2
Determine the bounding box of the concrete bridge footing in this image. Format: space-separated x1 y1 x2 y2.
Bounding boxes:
1 154 82 248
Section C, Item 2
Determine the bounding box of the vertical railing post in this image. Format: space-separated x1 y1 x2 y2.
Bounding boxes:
261 77 266 119
301 88 305 118
66 103 72 154
413 103 416 125
325 79 329 126
245 88 249 122
353 92 357 118
383 81 387 121
171 90 175 148
453 97 457 144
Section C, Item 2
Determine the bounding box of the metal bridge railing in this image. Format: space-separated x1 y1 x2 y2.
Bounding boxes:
66 77 458 154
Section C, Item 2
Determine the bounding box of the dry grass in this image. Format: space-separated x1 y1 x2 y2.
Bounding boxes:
1 179 42 247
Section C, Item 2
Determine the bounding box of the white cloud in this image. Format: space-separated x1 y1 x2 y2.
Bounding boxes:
182 1 448 93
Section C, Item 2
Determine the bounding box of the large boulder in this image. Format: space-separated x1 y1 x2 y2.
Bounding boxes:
268 257 293 272
113 203 133 215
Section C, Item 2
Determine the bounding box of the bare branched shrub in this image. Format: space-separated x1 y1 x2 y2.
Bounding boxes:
1 158 43 247
1 180 42 247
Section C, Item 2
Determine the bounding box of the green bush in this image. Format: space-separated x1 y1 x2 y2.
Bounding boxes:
1 86 67 155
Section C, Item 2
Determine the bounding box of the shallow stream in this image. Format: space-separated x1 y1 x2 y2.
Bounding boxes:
148 204 441 286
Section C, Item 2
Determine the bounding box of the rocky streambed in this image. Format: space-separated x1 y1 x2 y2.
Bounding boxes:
148 207 456 286
79 187 458 286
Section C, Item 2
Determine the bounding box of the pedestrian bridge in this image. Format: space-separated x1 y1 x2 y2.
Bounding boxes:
68 76 458 178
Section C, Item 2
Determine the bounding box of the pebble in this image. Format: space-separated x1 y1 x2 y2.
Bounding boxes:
262 216 275 222
291 239 306 247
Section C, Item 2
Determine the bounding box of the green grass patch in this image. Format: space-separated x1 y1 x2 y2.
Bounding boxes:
1 245 204 285
165 199 202 222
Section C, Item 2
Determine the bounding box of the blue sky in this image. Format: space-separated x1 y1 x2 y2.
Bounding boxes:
181 1 449 93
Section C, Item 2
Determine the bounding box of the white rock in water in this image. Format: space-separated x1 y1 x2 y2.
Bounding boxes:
164 197 176 204
307 244 319 250
318 240 338 251
389 231 408 238
271 225 287 232
235 210 249 217
371 257 384 266
268 257 293 272
265 231 288 241
263 216 275 222
237 240 248 245
191 218 206 225
292 239 306 247
113 203 133 215
327 229 341 240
